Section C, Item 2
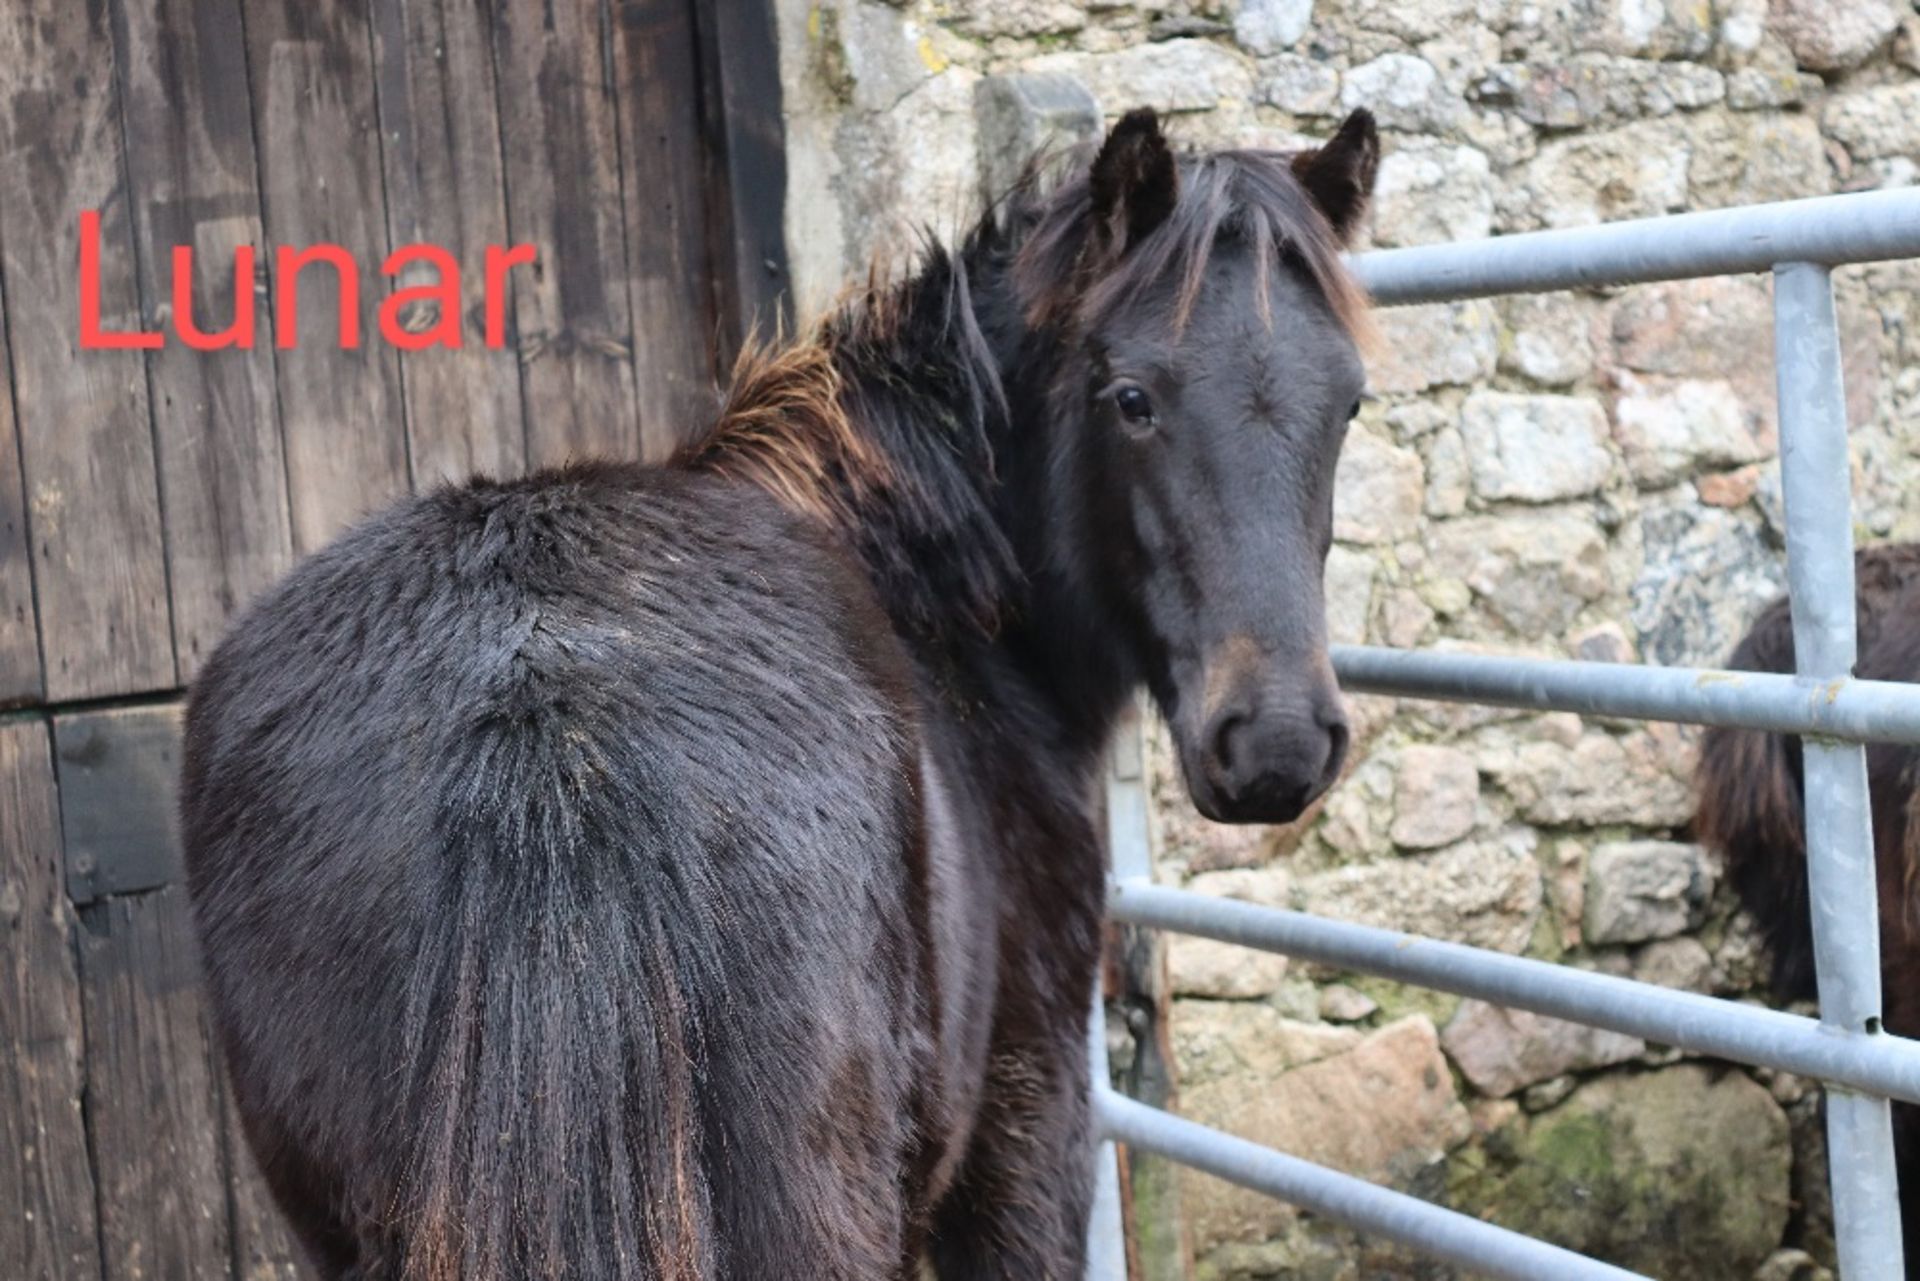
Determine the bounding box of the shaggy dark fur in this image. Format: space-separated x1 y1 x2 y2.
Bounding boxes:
1695 541 1920 1273
180 108 1379 1279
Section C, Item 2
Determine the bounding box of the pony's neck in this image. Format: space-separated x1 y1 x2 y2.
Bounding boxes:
967 224 1145 748
683 233 1137 756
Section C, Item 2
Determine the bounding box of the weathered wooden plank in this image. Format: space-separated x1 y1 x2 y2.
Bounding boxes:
113 0 296 677
692 0 790 348
369 0 529 488
77 884 233 1281
0 717 103 1281
224 1091 314 1280
54 704 184 905
244 0 410 552
492 0 643 468
0 0 176 700
0 273 44 705
610 0 720 458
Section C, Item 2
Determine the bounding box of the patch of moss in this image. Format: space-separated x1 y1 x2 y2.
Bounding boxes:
808 6 856 107
1338 973 1461 1031
1449 1066 1791 1280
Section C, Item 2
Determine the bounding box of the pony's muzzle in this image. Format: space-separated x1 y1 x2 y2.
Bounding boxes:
1192 683 1349 824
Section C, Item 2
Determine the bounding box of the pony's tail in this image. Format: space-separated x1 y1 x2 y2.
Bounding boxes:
1694 595 1818 998
393 724 714 1281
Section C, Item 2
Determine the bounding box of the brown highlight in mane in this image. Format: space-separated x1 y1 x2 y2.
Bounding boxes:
680 239 1018 639
686 329 880 528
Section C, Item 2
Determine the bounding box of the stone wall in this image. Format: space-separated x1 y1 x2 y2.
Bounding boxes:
774 1 1920 1276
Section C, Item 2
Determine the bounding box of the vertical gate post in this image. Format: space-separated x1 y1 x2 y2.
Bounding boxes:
1086 983 1129 1280
1086 709 1158 1280
1773 259 1906 1280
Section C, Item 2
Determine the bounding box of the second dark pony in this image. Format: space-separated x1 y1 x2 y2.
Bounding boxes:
1696 541 1920 1275
179 108 1380 1278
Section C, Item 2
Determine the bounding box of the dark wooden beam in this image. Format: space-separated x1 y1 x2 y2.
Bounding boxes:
610 0 730 457
692 0 791 355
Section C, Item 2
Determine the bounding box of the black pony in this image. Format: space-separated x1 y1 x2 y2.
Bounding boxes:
1695 542 1920 1273
180 108 1380 1279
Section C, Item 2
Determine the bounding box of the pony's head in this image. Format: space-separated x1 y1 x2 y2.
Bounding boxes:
1016 108 1378 823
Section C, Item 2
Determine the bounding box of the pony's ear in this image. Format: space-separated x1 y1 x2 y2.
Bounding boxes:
1291 109 1379 244
1088 108 1178 260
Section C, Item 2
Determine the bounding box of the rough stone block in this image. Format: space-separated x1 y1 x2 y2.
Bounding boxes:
1522 119 1690 228
1450 1066 1791 1278
973 72 1101 207
1295 833 1543 953
1341 53 1464 132
1612 373 1766 489
1333 423 1424 545
1768 0 1901 71
1584 840 1716 945
1483 726 1695 829
1390 745 1479 850
1371 140 1495 248
1180 1016 1472 1249
1258 53 1340 116
1824 82 1920 163
1369 299 1499 393
1500 293 1596 388
1441 999 1645 1098
1235 0 1314 54
1460 391 1613 503
1629 496 1786 668
1428 507 1610 635
1030 39 1253 117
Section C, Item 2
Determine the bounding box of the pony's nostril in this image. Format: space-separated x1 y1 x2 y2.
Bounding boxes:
1208 709 1250 782
1316 720 1351 793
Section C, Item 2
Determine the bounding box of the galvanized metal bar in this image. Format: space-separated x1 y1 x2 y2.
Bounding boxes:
1097 1090 1650 1281
1107 703 1155 884
1774 259 1905 1280
1084 982 1128 1281
1332 645 1920 745
1351 188 1920 306
1082 715 1150 1280
1108 881 1920 1105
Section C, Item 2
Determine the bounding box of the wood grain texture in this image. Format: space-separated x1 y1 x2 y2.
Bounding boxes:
77 884 233 1281
243 0 410 553
0 0 176 700
691 0 790 351
0 717 103 1281
114 0 296 677
0 275 43 705
370 0 528 487
224 1092 314 1280
610 0 719 458
492 0 643 468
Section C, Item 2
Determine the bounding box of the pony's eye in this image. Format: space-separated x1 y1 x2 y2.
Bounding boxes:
1115 385 1155 424
1347 399 1363 422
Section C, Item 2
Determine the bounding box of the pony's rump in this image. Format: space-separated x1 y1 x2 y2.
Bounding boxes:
182 465 933 1279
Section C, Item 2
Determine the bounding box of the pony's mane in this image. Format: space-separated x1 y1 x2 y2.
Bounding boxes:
1012 146 1374 345
679 244 1018 639
680 138 1374 639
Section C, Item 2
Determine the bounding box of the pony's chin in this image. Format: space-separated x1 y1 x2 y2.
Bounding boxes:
1180 764 1314 827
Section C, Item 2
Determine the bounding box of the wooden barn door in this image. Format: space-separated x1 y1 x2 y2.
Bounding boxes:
0 2 785 1276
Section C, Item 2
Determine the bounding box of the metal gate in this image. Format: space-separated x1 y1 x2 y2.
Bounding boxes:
1085 187 1920 1281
